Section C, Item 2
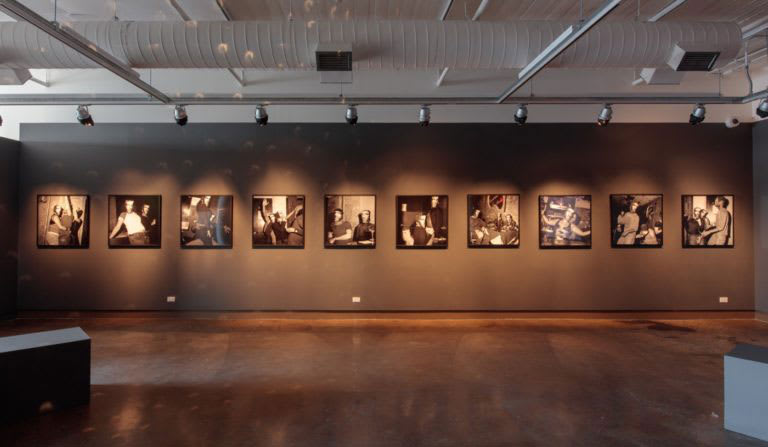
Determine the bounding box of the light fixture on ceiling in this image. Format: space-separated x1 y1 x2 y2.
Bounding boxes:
255 105 269 126
174 105 188 126
757 98 768 119
514 104 528 125
76 105 93 126
597 104 613 126
419 105 431 126
0 115 3 127
689 103 706 125
345 105 358 125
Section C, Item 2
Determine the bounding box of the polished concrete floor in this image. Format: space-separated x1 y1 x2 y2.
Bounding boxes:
1 316 768 446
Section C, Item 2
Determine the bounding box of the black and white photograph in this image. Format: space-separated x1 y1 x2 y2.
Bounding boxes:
539 195 592 248
37 195 89 248
467 194 520 247
108 195 161 248
181 195 233 248
397 195 449 248
325 195 376 248
682 195 734 247
252 195 305 248
610 194 663 248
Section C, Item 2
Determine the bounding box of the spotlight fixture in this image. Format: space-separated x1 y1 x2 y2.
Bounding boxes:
174 105 188 126
514 104 528 125
757 98 768 119
76 105 94 126
255 105 269 126
0 115 3 127
419 105 431 126
597 104 613 126
689 103 706 125
345 105 358 125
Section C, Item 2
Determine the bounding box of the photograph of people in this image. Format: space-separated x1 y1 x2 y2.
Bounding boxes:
610 194 663 247
539 195 591 248
108 195 161 248
37 195 89 248
324 195 376 248
181 195 233 248
397 195 448 248
467 194 520 247
682 195 734 247
252 195 305 248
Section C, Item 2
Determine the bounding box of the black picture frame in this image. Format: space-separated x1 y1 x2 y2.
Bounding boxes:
36 194 90 249
396 195 449 249
681 194 735 248
180 195 234 249
609 194 664 248
107 195 162 249
252 195 306 249
324 194 377 249
466 194 521 248
539 195 592 249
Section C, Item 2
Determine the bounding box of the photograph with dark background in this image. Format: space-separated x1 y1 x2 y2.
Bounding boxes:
253 195 305 248
37 195 89 248
467 194 520 247
397 195 449 248
610 194 663 247
108 195 161 248
682 195 734 247
181 195 233 248
539 195 591 248
325 195 376 248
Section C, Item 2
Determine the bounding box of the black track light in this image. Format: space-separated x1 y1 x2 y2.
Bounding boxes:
76 105 94 126
597 104 612 126
689 103 706 125
255 105 269 126
514 104 528 125
757 99 768 119
419 105 431 126
174 105 188 126
345 105 358 125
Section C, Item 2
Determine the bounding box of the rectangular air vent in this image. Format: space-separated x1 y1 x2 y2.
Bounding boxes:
315 50 352 71
668 43 721 72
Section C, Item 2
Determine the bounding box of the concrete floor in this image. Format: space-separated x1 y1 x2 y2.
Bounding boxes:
1 316 768 447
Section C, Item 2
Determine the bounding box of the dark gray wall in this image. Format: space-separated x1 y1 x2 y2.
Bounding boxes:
0 137 19 317
754 121 768 322
17 123 754 311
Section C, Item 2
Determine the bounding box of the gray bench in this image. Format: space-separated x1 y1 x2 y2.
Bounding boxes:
724 343 768 442
0 327 90 419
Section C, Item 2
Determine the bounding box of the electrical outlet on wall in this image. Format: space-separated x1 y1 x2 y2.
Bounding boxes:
352 296 361 303
719 297 729 303
167 296 176 303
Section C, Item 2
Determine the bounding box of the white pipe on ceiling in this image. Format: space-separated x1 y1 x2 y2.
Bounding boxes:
0 20 743 71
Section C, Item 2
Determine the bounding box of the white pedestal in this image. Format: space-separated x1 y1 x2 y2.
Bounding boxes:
724 344 768 442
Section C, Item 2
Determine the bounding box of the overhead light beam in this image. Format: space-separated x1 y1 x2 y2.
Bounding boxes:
497 0 622 104
0 0 172 104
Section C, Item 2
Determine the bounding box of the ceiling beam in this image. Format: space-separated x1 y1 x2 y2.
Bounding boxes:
495 0 622 104
0 0 172 104
647 0 686 22
438 0 454 21
168 0 191 21
472 0 490 21
215 0 233 21
0 93 758 106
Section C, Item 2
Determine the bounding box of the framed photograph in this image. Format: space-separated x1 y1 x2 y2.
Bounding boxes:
610 194 663 248
108 195 161 248
181 195 233 248
682 195 734 248
467 194 520 248
396 195 449 249
539 195 591 248
252 195 305 248
325 195 376 248
37 195 90 248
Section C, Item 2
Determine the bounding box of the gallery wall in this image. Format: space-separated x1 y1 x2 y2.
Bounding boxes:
16 122 754 311
754 120 768 322
0 137 19 316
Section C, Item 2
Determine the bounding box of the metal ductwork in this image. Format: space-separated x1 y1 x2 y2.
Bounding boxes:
0 20 743 71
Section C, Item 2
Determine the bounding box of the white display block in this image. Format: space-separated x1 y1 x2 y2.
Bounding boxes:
724 344 768 442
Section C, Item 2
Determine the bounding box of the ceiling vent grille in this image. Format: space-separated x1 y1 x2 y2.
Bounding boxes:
315 47 352 72
668 44 721 72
